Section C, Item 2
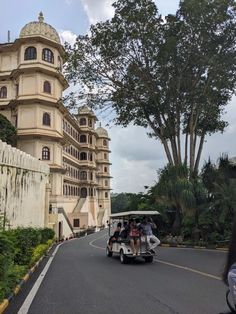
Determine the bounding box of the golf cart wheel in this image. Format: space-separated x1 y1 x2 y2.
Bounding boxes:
120 249 129 264
106 246 113 257
144 256 153 263
226 289 236 313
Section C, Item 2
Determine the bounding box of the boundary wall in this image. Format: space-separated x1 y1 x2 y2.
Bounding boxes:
0 140 50 229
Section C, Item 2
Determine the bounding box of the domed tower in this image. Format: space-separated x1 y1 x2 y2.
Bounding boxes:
14 13 68 206
75 105 99 226
95 124 112 226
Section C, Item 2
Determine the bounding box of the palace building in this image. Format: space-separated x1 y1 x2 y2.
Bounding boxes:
0 13 111 238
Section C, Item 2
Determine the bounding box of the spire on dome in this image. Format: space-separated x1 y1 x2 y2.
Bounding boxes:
38 12 44 23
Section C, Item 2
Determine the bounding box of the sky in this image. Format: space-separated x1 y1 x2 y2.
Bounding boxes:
1 0 236 193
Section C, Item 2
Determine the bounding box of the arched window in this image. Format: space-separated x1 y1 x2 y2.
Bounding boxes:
89 135 92 144
105 192 108 198
89 153 93 161
0 86 7 98
80 171 87 180
80 118 86 126
103 139 107 146
42 147 50 160
90 172 93 180
43 81 51 94
24 46 37 60
80 134 87 143
81 187 87 198
42 48 54 63
42 112 51 126
104 167 107 173
80 152 87 160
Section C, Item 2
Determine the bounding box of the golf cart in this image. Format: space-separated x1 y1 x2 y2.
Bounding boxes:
106 210 160 264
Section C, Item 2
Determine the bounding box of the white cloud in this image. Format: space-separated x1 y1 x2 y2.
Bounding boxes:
111 158 161 193
59 30 77 45
80 0 115 24
65 0 73 5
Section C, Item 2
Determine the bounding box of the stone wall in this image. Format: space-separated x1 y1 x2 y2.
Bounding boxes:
0 140 50 229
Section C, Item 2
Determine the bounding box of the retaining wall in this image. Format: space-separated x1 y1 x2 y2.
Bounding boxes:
0 140 50 229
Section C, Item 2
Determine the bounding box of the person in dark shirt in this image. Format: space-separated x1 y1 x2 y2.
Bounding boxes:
120 221 129 239
108 222 122 251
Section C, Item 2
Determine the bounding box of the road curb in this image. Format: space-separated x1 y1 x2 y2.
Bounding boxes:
160 243 228 251
0 244 54 314
0 300 8 314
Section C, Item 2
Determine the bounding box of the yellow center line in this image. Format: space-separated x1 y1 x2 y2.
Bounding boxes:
154 258 221 281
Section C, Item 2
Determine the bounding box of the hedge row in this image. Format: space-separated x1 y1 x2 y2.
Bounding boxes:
0 227 55 302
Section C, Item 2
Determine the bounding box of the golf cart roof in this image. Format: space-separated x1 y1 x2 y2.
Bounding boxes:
110 210 160 219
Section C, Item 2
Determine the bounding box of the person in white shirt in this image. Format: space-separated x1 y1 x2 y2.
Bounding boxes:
139 217 160 253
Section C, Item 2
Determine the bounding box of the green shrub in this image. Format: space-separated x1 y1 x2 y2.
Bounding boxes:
7 228 41 265
46 239 54 247
0 228 55 302
39 228 55 244
0 233 16 302
30 244 48 265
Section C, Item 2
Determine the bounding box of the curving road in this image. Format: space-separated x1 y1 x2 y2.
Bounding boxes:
5 229 230 314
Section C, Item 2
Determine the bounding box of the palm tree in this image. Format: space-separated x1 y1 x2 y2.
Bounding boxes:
153 164 198 235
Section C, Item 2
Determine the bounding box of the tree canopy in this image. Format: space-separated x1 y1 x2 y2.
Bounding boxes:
0 114 16 146
65 0 236 175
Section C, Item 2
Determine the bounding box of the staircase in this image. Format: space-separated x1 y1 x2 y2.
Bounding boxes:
97 210 105 227
73 198 86 213
57 207 74 232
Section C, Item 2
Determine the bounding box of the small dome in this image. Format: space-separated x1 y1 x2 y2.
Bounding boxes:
77 105 94 115
19 12 61 44
96 126 108 137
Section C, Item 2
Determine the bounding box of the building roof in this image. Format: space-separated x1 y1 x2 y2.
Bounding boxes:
95 126 108 138
19 12 61 44
78 105 94 115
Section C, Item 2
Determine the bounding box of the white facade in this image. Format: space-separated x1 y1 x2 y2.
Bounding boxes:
0 13 111 238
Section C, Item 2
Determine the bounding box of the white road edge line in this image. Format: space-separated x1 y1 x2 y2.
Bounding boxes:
17 232 105 313
89 234 107 249
89 235 221 281
18 244 62 314
154 259 221 281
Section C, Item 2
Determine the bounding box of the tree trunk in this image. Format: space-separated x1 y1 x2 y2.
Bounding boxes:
184 133 188 166
193 134 205 175
172 208 182 235
162 139 174 165
170 137 179 165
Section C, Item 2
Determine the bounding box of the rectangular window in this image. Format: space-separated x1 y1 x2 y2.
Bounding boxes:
73 219 80 227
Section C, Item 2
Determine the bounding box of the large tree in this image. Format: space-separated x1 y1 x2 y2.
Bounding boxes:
0 114 16 146
65 0 236 175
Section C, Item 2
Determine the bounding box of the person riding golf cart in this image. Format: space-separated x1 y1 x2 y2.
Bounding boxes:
106 211 161 264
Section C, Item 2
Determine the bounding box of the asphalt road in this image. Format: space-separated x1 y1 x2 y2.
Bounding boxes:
6 229 230 314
